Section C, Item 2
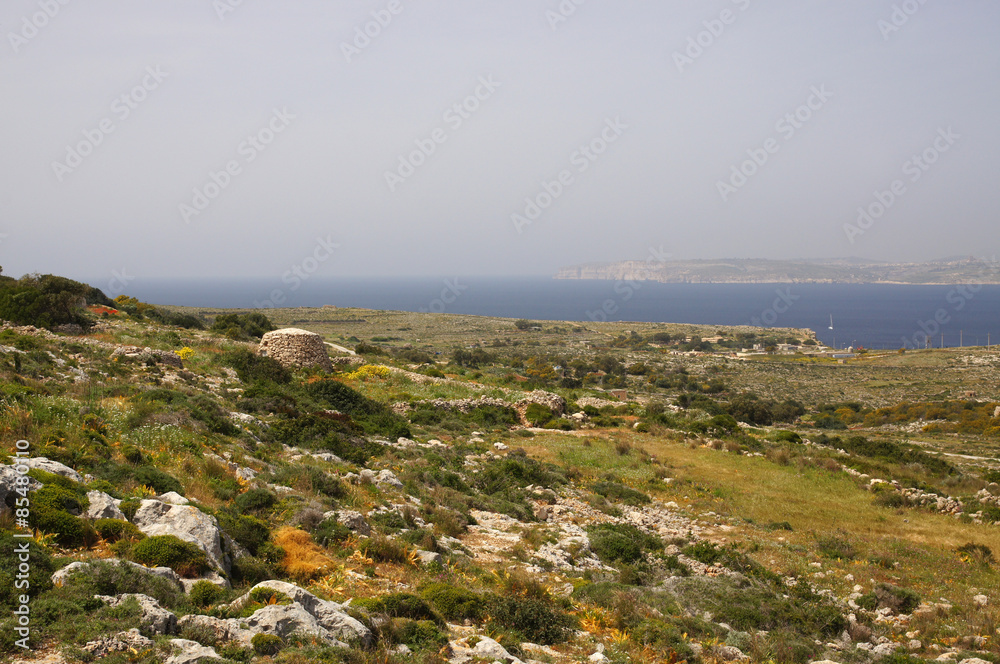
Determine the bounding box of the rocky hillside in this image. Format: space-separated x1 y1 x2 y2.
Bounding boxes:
1 300 999 664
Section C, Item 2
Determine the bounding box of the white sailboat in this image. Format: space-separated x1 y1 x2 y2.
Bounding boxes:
828 314 834 330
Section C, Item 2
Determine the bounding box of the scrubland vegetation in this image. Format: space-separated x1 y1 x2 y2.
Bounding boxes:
1 276 1000 663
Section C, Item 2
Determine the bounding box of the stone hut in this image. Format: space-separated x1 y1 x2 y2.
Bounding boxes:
256 328 332 372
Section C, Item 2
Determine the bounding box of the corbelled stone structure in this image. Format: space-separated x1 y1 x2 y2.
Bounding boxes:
256 328 332 372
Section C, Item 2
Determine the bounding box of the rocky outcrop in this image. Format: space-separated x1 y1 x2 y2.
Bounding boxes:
256 328 332 371
7 457 83 482
111 346 183 369
514 390 566 421
83 629 154 658
51 559 182 588
0 465 42 505
85 490 126 520
223 580 373 647
95 594 178 635
164 639 221 664
131 499 228 573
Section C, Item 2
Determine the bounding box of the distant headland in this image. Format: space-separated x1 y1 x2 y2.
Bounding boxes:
555 257 1000 285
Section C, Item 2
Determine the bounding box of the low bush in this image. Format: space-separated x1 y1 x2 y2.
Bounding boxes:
485 595 576 645
391 619 448 650
218 511 271 556
588 523 662 564
313 518 353 547
130 535 209 577
94 518 146 543
251 633 284 656
355 593 444 626
219 348 291 384
592 481 651 506
361 536 410 564
234 488 277 515
419 582 487 622
0 535 54 608
189 580 224 608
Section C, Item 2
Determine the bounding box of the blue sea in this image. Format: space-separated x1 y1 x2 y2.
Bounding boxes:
116 277 1000 351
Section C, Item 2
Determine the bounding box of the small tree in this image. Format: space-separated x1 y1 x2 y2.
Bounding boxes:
514 319 532 330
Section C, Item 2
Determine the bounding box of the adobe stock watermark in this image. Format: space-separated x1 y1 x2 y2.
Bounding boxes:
8 0 71 54
900 257 998 350
11 439 34 650
750 288 799 328
179 108 295 224
511 117 628 235
51 66 168 183
673 0 752 73
384 76 501 192
878 0 930 41
341 0 406 63
419 278 468 314
213 0 250 21
586 245 671 322
104 268 135 299
843 126 958 244
717 85 833 202
546 0 589 31
253 235 341 308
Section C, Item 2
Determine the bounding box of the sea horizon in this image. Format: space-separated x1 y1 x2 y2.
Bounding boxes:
91 276 1000 352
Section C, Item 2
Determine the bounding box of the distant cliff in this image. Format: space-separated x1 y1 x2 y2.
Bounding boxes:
555 258 1000 285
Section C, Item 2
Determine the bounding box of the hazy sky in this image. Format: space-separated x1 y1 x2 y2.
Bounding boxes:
1 0 998 283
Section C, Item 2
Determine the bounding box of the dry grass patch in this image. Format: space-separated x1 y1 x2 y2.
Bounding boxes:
275 526 335 582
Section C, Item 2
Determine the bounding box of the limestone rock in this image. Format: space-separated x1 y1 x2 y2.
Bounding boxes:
225 581 373 646
85 490 126 520
8 456 82 482
132 499 228 573
84 629 154 658
449 635 524 664
51 559 182 588
157 491 190 505
0 464 41 505
716 645 748 661
112 346 183 369
323 510 370 536
415 550 442 565
257 328 333 371
165 639 221 664
95 594 178 635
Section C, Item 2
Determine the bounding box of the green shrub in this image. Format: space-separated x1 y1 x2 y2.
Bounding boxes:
392 619 448 650
871 583 920 614
211 313 276 341
62 560 184 608
313 518 352 547
683 541 725 566
486 595 576 645
356 593 444 626
29 484 94 548
592 481 651 506
234 488 277 515
94 518 146 543
189 580 224 608
0 535 54 609
219 348 291 384
251 633 284 656
130 535 209 577
231 554 283 587
588 523 662 564
218 512 271 556
361 537 410 564
816 533 857 560
119 498 141 521
524 403 554 427
419 582 487 622
305 378 410 440
132 466 184 496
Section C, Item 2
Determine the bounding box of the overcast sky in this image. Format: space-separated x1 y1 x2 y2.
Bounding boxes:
1 0 998 283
